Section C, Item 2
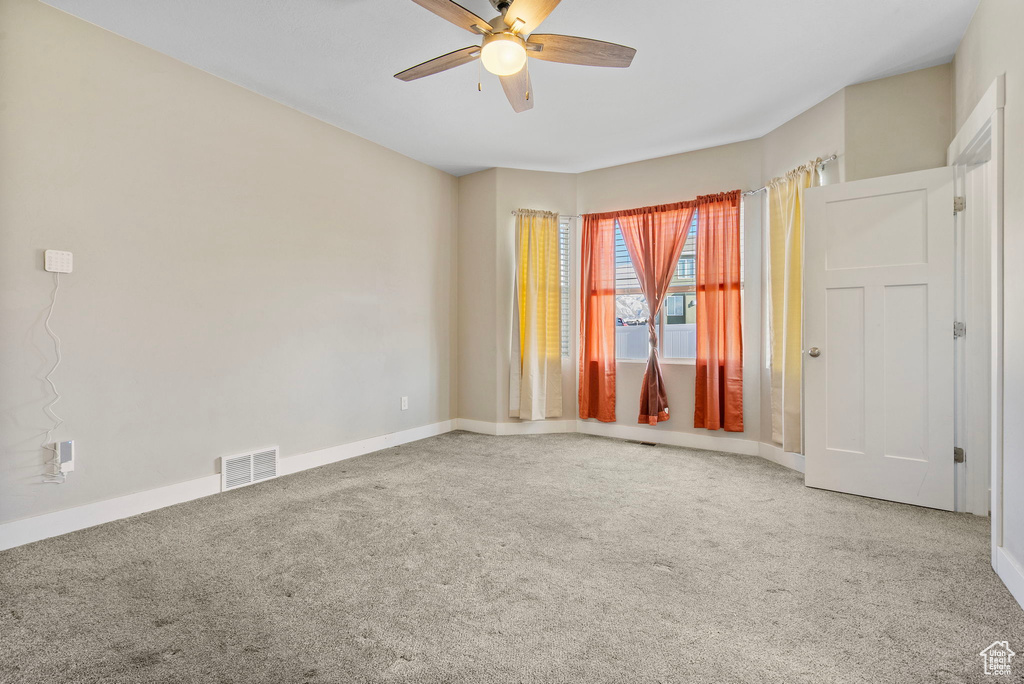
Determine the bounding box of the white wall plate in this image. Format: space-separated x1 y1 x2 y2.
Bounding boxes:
44 250 73 273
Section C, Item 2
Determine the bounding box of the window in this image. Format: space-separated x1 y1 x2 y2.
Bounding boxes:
559 219 570 358
614 222 653 360
614 208 743 360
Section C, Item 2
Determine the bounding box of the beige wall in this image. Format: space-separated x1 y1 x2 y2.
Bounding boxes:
954 0 1024 564
760 64 955 187
0 0 458 524
762 90 847 184
456 168 577 424
845 64 954 182
456 169 499 422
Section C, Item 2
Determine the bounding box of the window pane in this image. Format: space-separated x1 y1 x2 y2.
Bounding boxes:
614 225 641 289
614 223 649 360
669 213 699 288
663 293 697 359
665 214 698 360
615 294 649 360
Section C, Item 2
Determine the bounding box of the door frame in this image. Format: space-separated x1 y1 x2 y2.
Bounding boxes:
947 76 1017 601
949 84 1000 517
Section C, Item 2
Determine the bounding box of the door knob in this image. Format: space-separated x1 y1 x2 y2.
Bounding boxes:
808 347 821 358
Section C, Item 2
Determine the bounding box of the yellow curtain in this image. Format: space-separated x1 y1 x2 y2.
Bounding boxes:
767 161 820 453
510 209 563 420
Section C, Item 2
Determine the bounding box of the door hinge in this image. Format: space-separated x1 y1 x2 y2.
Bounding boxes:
953 321 966 338
953 196 966 214
954 446 966 463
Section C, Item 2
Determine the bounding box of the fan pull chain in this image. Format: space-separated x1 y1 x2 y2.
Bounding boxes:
477 59 483 92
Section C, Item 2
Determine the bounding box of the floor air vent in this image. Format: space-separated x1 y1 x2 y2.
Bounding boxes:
221 447 279 491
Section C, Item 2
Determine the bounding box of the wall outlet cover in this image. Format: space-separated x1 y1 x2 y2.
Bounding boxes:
401 396 409 411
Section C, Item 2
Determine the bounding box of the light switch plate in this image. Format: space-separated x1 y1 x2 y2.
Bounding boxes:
45 250 73 274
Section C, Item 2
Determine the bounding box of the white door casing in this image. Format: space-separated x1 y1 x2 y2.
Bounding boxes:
804 167 955 510
947 76 1021 608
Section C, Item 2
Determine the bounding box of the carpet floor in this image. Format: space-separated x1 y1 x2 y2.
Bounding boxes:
1 431 1022 683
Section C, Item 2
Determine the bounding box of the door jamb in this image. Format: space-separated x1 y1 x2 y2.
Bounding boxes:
947 75 1004 545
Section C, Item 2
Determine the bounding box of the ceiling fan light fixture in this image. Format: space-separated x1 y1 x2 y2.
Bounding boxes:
395 0 637 113
480 33 527 76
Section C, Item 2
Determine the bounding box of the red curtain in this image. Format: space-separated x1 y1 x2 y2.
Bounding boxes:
578 215 617 422
694 191 744 432
617 206 696 424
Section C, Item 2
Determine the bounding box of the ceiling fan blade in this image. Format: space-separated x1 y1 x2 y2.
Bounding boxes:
395 46 481 81
503 0 560 36
500 63 533 113
410 0 493 34
527 34 636 68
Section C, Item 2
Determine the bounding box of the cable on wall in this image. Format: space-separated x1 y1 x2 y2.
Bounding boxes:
41 272 65 484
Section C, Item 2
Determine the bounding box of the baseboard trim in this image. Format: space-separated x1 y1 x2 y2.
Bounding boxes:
996 547 1024 612
757 442 806 473
0 420 456 552
576 420 760 456
456 418 577 436
457 417 766 459
0 417 795 552
0 475 222 552
279 420 456 475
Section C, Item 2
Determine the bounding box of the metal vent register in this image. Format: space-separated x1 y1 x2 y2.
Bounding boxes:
221 447 279 491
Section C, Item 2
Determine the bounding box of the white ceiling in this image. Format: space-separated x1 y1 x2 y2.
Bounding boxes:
43 0 978 176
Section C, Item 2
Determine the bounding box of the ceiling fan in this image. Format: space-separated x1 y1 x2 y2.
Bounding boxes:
394 0 636 113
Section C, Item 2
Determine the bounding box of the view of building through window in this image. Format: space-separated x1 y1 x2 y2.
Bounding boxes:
614 210 742 360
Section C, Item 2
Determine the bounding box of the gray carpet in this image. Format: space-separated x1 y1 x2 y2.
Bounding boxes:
1 432 1022 683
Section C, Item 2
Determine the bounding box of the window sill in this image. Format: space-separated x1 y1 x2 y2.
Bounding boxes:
616 358 696 366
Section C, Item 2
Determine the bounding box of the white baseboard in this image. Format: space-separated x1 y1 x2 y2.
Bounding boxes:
575 420 760 456
279 420 455 475
0 474 222 552
757 442 806 473
0 420 456 551
458 417 771 461
0 417 797 552
996 547 1024 612
456 418 577 436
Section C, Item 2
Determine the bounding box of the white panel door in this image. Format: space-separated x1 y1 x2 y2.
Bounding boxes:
804 167 955 510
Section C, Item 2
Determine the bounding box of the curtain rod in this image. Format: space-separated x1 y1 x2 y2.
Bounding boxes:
742 155 838 196
510 210 581 218
509 153 838 217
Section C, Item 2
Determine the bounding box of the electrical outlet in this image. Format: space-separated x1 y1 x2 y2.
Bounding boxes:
45 250 73 274
401 396 409 411
58 440 74 473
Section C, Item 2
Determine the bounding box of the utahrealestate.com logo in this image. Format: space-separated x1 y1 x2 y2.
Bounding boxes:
979 641 1015 676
